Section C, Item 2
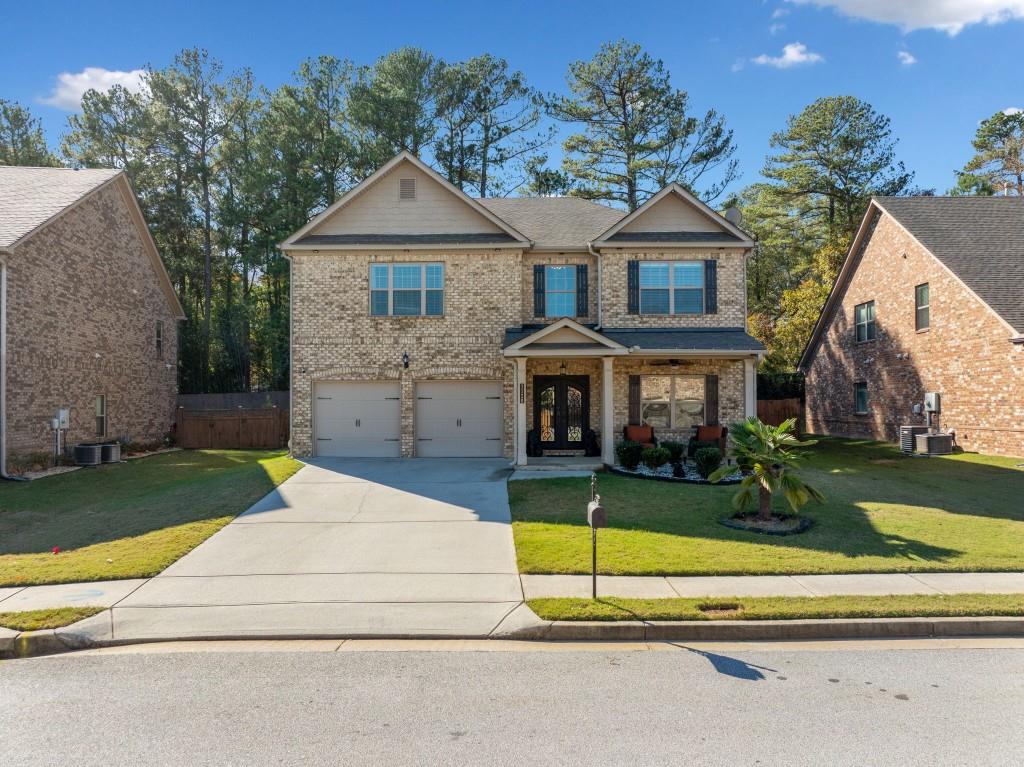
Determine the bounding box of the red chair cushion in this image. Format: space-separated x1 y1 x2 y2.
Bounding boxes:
697 425 724 442
625 425 654 444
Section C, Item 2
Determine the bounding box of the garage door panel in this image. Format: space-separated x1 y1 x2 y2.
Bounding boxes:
415 381 503 457
314 382 401 457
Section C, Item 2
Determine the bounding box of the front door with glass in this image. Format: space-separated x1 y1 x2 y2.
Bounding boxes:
534 376 589 451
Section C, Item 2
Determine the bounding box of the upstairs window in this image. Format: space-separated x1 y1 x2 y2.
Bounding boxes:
915 283 930 330
545 265 576 317
855 301 876 342
854 382 868 414
639 261 704 315
156 320 164 360
370 263 443 316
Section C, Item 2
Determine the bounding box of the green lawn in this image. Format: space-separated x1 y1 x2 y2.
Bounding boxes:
528 594 1024 622
510 438 1024 576
0 607 105 632
0 450 301 586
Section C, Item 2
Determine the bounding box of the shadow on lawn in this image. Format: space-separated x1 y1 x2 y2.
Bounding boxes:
0 450 286 555
514 438 1024 566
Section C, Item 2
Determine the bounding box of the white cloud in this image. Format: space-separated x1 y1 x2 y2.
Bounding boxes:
897 50 918 65
788 0 1024 36
753 42 825 68
772 7 791 18
769 22 787 33
1003 106 1023 114
40 67 146 110
731 58 746 72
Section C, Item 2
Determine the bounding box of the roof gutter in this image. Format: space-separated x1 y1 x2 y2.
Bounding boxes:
1012 335 1024 344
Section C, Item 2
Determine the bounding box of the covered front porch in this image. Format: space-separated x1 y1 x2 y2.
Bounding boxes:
502 319 763 467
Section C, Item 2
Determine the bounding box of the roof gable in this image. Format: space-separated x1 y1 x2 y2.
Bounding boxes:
282 152 530 248
594 184 754 247
0 167 121 249
502 318 628 356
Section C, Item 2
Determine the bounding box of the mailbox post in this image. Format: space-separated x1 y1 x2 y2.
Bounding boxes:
587 473 606 599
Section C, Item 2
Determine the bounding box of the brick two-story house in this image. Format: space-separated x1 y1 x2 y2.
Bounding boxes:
0 167 184 475
800 196 1024 457
281 152 764 465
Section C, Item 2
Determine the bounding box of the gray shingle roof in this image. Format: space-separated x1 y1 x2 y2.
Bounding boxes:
875 196 1024 332
502 325 764 352
0 166 121 248
296 232 517 246
478 197 624 249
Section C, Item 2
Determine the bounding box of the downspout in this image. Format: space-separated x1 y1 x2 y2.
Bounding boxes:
587 241 602 329
284 250 294 456
0 256 16 479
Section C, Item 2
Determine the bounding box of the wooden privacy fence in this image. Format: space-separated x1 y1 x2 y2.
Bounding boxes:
757 398 803 435
176 406 289 449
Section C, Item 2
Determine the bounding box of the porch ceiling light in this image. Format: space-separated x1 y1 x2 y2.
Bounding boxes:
559 361 567 376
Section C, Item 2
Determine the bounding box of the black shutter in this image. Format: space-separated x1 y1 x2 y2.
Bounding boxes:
628 375 642 425
705 374 719 426
533 264 545 318
704 259 718 314
576 264 589 317
627 260 640 314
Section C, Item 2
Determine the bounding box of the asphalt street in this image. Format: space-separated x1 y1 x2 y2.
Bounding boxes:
2 640 1022 766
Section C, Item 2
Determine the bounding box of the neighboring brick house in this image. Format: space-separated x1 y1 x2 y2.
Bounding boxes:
281 151 764 465
800 196 1024 457
0 167 184 474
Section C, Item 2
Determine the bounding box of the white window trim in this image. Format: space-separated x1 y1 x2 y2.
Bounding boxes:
915 283 930 331
640 374 706 429
855 300 876 343
96 395 107 438
370 263 444 317
639 261 705 315
544 265 577 318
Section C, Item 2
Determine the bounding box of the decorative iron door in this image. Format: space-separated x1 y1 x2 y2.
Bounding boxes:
534 376 589 450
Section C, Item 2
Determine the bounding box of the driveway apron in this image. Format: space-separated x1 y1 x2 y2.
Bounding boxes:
111 459 523 639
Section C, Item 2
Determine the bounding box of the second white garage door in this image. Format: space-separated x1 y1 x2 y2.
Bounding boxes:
314 381 401 457
415 381 504 457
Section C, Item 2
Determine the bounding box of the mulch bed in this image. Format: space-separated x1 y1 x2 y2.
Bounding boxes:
719 512 814 536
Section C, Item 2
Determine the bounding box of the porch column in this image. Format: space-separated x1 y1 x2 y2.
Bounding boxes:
744 356 757 419
515 356 528 465
602 356 615 465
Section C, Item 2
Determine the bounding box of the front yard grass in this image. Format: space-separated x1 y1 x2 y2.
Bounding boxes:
0 450 301 587
0 607 105 632
529 593 1024 622
510 438 1024 576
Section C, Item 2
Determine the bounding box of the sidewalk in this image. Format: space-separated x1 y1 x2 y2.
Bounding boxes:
4 571 1024 615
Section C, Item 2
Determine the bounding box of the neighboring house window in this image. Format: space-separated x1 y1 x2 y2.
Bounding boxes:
545 265 576 317
854 301 876 342
854 382 868 414
95 395 107 437
369 263 444 316
639 261 704 315
915 283 930 330
156 320 164 360
640 375 705 429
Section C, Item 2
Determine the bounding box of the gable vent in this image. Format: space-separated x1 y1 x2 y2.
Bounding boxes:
399 177 416 200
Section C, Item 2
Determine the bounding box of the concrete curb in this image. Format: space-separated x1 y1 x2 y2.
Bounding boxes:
5 613 1024 658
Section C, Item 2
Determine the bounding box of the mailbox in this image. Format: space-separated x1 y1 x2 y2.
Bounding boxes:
587 500 606 529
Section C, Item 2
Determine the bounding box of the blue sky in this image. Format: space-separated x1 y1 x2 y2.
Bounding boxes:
4 0 1022 196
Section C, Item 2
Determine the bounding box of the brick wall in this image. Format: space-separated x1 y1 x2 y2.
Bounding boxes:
599 248 747 328
290 248 523 457
805 211 1024 457
5 181 180 466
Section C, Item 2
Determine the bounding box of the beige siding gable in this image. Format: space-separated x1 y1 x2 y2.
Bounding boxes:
309 161 504 236
620 192 725 234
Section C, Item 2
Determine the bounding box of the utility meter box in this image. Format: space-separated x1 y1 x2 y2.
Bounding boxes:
924 392 941 413
56 408 70 430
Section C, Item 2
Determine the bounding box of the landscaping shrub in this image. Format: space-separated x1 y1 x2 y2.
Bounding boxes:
672 461 686 478
615 440 644 471
641 446 671 470
694 447 722 479
661 440 685 464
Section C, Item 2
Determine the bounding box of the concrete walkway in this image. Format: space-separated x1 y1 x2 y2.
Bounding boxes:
3 459 524 640
520 572 1024 599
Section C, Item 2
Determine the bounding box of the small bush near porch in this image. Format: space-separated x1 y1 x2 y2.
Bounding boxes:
509 438 1024 576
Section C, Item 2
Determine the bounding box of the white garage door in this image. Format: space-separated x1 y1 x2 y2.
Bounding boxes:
415 381 503 457
313 381 401 457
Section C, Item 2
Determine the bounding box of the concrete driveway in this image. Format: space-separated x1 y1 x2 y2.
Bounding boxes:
110 458 525 639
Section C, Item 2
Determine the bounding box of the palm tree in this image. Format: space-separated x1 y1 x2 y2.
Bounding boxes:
709 417 825 522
